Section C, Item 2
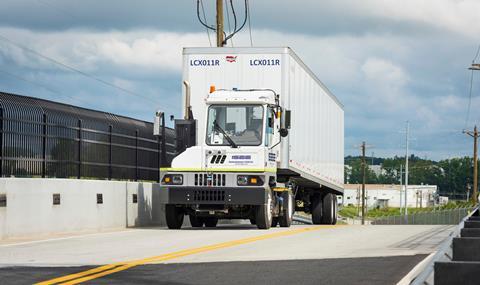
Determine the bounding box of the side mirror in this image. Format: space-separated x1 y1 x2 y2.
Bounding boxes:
280 128 288 137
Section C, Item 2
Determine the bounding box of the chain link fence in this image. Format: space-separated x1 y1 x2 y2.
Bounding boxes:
371 207 473 225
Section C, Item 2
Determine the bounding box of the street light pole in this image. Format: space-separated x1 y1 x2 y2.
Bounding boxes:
405 121 409 216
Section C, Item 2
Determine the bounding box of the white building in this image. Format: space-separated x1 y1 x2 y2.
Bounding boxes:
339 184 438 209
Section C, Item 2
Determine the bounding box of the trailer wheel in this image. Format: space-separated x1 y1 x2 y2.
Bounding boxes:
332 195 338 225
204 217 218 228
189 215 204 227
321 193 336 225
256 190 273 229
165 204 184 229
279 190 293 227
311 194 323 225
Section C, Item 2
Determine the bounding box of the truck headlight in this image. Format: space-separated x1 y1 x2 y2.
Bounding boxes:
162 174 183 185
237 175 248 185
237 175 264 186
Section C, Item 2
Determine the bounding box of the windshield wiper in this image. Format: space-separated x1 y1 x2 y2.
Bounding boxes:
213 120 238 148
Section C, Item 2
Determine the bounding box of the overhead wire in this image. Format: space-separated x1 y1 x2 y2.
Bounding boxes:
229 0 238 38
0 34 167 107
223 0 248 44
199 0 212 47
196 0 216 31
464 44 480 129
247 0 253 47
224 0 233 47
0 69 96 108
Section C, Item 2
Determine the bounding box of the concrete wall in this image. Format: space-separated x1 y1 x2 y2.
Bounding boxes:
0 178 165 240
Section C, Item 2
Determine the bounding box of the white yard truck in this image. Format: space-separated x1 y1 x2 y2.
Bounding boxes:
158 47 344 229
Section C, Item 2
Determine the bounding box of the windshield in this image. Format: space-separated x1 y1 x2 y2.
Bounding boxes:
206 105 264 146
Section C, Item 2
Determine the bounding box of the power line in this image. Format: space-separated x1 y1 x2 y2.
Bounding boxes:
465 44 480 129
0 69 96 108
223 0 248 45
224 0 233 47
465 70 475 128
247 0 253 47
0 34 164 106
199 0 212 47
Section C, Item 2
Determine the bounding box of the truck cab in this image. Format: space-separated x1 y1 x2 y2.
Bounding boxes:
160 89 293 229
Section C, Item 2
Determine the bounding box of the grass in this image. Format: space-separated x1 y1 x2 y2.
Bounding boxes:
339 200 476 219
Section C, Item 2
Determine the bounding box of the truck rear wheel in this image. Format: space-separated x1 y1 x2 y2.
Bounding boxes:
189 215 204 227
256 191 273 229
166 204 184 229
321 193 337 225
279 190 293 227
271 217 279 227
204 217 218 228
311 194 323 225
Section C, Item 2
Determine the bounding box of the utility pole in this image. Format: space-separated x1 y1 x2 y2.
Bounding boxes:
464 126 479 204
399 164 403 211
216 0 224 47
405 121 409 216
361 142 366 225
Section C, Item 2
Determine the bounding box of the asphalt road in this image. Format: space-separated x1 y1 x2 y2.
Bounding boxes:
0 224 454 284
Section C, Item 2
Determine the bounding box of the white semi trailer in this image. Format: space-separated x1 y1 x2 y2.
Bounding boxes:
158 47 344 229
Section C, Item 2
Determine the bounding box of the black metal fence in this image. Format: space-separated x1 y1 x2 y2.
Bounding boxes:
0 91 176 181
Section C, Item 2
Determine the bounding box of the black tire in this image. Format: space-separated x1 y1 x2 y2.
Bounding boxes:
165 204 184 229
249 218 256 225
321 193 336 225
256 190 273 229
332 195 338 225
204 217 218 227
311 194 323 225
271 217 279 227
189 215 204 227
279 191 293 227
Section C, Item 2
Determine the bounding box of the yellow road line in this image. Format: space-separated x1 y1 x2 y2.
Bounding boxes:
36 225 340 285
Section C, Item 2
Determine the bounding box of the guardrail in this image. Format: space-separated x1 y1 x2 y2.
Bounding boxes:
397 206 479 285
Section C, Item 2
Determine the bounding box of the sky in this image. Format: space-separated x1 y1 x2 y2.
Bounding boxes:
0 0 479 160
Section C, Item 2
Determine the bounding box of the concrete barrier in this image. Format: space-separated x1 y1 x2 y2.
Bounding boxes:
0 178 165 240
434 261 480 285
452 237 480 261
464 221 480 228
461 228 480 238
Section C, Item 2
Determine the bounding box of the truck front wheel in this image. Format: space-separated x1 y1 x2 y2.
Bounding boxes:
204 217 218 228
279 190 293 227
189 215 204 227
256 191 273 229
165 204 184 229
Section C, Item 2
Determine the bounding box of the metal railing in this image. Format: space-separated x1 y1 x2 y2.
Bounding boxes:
0 91 176 181
371 207 473 225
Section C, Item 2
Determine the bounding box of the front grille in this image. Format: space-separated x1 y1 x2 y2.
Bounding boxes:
194 173 226 186
193 190 225 202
